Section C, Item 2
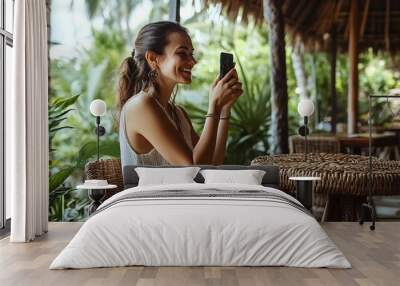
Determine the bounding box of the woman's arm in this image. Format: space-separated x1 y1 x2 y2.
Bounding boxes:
212 71 243 165
176 69 241 165
179 69 243 165
192 115 220 164
212 108 230 165
177 105 219 165
179 105 230 166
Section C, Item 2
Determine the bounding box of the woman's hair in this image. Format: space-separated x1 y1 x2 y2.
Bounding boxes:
117 21 189 111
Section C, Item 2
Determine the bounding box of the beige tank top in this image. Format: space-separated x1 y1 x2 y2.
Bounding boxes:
119 91 193 167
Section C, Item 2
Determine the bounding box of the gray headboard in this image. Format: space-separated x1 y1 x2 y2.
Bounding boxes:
123 165 280 189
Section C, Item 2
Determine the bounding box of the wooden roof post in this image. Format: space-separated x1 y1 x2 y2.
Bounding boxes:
263 0 289 154
330 25 337 134
348 0 359 134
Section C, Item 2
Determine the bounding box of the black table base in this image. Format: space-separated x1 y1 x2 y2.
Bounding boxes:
295 181 313 211
88 189 106 215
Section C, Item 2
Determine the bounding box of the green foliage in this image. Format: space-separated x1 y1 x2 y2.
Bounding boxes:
48 93 120 221
49 166 75 193
49 186 90 222
48 95 82 222
358 51 399 126
48 95 80 201
299 49 400 131
49 95 79 153
227 52 271 163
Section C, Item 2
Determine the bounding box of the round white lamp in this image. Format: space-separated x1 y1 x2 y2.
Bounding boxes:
297 98 315 117
297 99 315 161
89 99 107 161
90 99 107 117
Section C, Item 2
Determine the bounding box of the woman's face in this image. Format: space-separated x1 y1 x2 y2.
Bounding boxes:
156 32 197 85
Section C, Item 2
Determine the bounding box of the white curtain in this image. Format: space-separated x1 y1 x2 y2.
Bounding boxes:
8 0 49 242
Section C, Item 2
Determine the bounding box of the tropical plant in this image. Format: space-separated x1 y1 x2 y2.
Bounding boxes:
49 95 79 152
358 53 398 127
48 95 82 221
49 95 120 221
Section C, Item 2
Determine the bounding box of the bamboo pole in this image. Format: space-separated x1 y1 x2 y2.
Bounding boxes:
348 0 359 134
263 0 289 154
330 25 337 134
385 0 390 52
360 0 370 39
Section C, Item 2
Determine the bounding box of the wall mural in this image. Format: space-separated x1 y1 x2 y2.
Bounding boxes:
49 0 400 221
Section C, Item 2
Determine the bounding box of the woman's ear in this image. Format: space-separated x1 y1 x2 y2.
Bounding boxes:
145 50 159 69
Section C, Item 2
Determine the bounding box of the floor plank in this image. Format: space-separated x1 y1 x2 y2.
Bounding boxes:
0 222 399 286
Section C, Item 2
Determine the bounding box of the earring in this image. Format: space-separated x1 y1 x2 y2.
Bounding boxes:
148 69 158 83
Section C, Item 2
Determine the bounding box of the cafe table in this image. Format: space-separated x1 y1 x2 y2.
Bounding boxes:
335 132 398 155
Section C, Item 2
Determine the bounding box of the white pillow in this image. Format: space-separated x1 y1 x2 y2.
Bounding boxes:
135 167 200 186
200 169 266 185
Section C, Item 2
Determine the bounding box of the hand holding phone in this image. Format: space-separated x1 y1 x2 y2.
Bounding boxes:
219 52 235 80
209 52 242 112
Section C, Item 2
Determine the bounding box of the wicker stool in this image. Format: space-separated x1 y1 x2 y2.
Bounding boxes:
85 159 124 200
251 153 400 221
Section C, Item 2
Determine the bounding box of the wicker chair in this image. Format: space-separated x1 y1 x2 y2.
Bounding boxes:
289 135 341 154
85 159 124 200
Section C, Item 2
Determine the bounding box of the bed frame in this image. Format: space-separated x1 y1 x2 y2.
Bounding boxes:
123 165 280 189
84 160 281 203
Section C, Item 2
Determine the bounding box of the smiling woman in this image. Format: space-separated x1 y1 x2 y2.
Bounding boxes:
117 21 243 167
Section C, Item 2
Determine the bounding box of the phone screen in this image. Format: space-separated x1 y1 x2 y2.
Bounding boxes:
220 52 235 80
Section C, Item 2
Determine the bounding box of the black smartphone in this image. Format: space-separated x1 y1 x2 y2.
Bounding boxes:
219 52 235 80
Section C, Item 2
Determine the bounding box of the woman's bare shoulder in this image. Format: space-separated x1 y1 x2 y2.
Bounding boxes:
124 92 158 115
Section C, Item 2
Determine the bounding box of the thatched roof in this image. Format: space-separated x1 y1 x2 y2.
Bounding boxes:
205 0 400 53
204 0 264 26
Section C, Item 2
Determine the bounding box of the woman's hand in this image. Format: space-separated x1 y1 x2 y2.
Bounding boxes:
209 68 243 114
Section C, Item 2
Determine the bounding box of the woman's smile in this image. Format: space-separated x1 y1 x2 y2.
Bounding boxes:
179 67 192 79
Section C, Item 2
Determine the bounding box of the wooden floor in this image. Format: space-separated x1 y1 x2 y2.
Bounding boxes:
0 222 399 286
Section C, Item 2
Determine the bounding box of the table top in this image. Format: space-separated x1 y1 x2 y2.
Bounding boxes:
336 132 397 147
77 184 118 190
289 176 321 181
360 123 400 133
384 123 400 132
310 132 397 147
251 153 400 196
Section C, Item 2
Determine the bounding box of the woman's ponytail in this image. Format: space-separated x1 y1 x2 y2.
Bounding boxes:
117 54 140 111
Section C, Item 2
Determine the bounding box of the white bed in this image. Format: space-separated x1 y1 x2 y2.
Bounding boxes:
50 183 351 269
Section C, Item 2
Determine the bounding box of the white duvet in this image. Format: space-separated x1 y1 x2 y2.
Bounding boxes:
50 183 351 269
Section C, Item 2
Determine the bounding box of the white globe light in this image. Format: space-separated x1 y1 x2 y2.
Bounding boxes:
297 99 315 117
90 99 107 116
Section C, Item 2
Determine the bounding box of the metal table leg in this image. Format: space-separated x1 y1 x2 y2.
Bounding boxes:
296 180 313 211
88 189 106 215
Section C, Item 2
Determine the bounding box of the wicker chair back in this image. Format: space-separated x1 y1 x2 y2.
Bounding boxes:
289 135 341 154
